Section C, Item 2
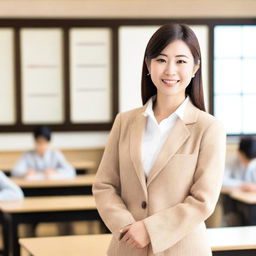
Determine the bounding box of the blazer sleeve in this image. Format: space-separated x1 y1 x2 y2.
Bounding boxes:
92 113 135 239
143 120 226 254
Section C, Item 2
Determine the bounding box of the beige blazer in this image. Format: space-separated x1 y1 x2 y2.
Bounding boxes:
92 99 226 256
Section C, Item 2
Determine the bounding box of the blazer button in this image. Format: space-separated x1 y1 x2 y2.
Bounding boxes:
141 201 147 209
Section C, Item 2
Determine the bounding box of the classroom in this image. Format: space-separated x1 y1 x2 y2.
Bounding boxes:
0 0 256 255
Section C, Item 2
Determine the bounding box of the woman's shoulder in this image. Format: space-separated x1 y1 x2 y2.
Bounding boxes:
196 108 224 131
117 105 145 122
185 102 226 139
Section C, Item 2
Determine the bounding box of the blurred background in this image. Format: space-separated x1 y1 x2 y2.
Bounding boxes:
0 0 256 255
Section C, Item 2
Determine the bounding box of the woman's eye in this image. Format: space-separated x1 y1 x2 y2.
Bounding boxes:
177 60 187 64
156 58 166 63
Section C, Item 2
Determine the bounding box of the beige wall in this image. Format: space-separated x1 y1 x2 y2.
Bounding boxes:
0 0 255 18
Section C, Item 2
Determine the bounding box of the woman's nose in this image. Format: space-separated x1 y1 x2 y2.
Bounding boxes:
164 62 177 75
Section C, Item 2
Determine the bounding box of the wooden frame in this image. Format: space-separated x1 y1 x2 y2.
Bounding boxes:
0 18 255 132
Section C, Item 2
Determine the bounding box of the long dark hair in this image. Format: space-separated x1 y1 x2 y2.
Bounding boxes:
141 23 206 111
239 136 256 159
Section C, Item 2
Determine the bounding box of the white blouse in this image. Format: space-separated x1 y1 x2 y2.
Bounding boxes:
141 95 189 177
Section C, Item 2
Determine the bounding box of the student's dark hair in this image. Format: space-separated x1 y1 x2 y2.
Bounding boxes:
141 23 205 111
33 125 51 141
239 136 256 159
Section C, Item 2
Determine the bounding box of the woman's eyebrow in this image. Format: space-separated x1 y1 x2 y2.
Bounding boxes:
159 53 189 58
176 54 189 58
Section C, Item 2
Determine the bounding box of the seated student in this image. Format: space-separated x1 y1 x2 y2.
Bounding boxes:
11 125 75 180
223 136 256 192
0 171 24 201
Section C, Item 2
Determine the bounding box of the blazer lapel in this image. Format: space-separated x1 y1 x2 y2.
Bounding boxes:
129 98 199 192
146 99 199 186
146 118 190 187
129 105 149 197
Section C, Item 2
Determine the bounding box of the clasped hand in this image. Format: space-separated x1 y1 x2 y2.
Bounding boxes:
119 221 150 249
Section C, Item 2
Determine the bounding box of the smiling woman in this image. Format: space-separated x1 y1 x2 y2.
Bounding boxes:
93 23 226 256
142 24 204 112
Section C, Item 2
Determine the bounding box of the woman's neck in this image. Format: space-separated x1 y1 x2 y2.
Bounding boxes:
153 93 186 122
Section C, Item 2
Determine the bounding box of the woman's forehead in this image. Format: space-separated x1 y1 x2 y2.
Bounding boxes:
160 40 193 58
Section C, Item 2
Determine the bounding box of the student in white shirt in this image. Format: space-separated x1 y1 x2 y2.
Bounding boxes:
223 136 256 191
11 125 75 180
0 171 23 201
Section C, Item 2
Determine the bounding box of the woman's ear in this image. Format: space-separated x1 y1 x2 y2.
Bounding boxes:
145 57 151 74
193 59 200 76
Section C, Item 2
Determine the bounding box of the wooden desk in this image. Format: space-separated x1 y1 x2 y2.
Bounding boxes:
221 187 235 195
10 174 95 196
0 195 100 256
19 227 256 256
20 234 112 256
222 189 256 225
0 160 96 175
0 149 100 173
230 190 256 204
208 226 256 255
71 160 96 171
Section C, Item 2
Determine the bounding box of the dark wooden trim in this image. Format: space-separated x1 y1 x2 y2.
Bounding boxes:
14 28 21 126
0 18 256 26
208 24 215 115
63 27 70 125
112 25 119 118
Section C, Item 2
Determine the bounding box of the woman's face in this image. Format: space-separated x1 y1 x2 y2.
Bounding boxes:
147 39 200 99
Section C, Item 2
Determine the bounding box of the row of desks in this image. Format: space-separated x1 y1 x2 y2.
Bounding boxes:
19 226 256 256
2 176 256 256
2 174 98 256
0 195 100 256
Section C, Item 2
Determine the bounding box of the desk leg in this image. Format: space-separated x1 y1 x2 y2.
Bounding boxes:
1 212 10 256
236 202 256 225
9 216 19 256
247 204 256 225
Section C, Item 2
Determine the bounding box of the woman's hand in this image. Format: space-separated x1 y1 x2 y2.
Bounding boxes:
25 169 36 178
44 168 58 176
240 183 256 192
120 221 150 249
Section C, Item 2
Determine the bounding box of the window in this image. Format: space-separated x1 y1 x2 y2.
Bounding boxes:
214 25 256 134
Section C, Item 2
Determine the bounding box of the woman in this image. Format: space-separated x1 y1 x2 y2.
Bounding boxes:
93 23 226 256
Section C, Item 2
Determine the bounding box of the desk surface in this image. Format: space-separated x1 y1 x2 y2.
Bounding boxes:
230 190 256 204
221 186 256 204
208 226 256 251
1 160 96 172
221 187 235 195
10 174 95 188
20 234 112 256
70 160 96 170
19 226 256 255
0 195 96 213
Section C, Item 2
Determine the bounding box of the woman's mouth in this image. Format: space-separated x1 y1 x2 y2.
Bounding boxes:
162 79 180 86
